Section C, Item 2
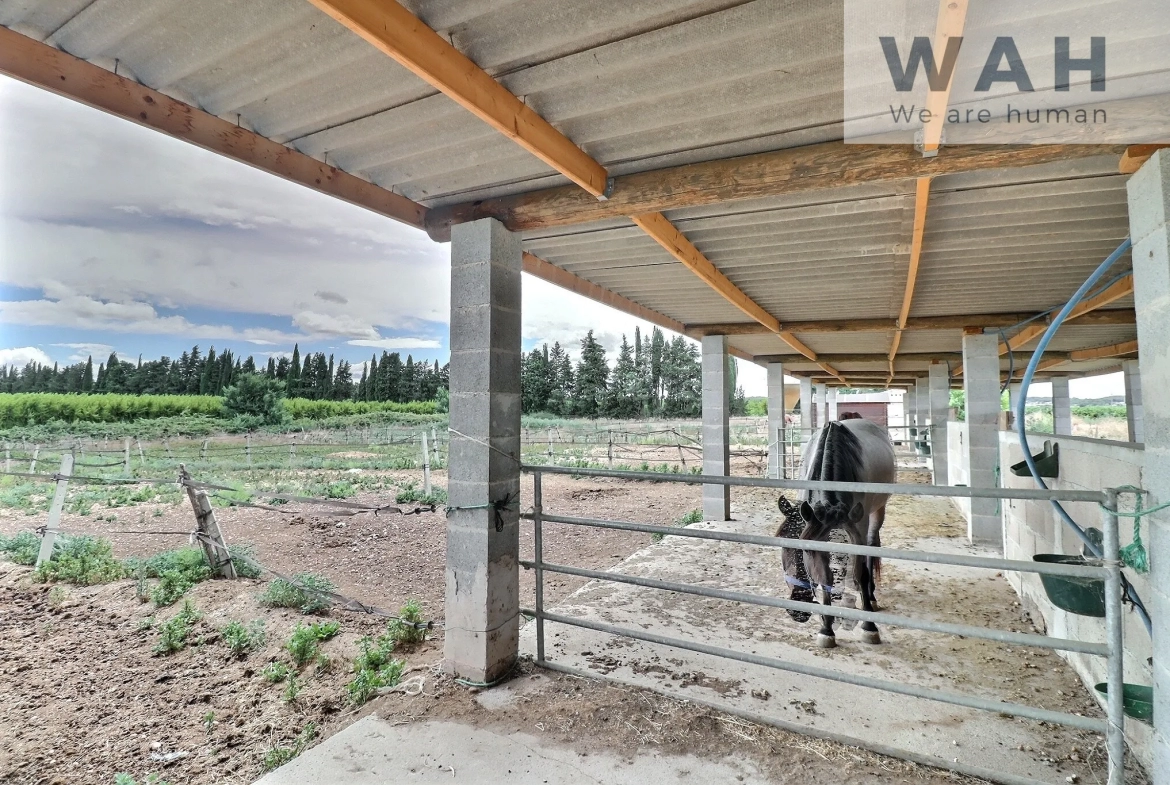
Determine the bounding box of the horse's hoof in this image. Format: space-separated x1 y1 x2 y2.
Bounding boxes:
786 610 812 624
859 629 882 645
816 633 837 649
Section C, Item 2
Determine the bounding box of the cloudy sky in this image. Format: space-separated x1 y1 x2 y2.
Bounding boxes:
0 74 775 393
0 73 1123 400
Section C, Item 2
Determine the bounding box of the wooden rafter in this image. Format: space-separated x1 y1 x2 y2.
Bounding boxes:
630 212 842 380
755 350 1069 365
887 177 933 379
306 0 608 197
685 309 1135 337
1119 145 1170 174
1068 339 1139 361
921 0 969 154
310 0 806 375
0 26 427 229
424 142 1125 240
999 274 1134 355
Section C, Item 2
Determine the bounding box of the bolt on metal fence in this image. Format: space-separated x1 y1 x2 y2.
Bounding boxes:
520 465 1127 785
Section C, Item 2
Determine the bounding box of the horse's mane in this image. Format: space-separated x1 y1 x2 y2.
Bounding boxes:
804 422 864 525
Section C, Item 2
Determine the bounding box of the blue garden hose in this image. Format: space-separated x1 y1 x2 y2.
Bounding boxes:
1013 238 1152 636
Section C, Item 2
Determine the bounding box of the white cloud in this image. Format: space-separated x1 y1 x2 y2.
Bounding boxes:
52 342 114 362
0 346 53 368
349 337 443 351
291 311 380 340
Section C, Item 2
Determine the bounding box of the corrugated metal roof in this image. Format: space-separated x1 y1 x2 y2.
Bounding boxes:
1 0 1153 382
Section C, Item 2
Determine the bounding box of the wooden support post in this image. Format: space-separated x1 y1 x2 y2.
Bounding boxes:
29 445 39 474
421 432 432 496
289 437 296 465
678 444 687 468
547 429 554 461
164 439 173 460
136 438 145 466
608 434 614 468
4 443 10 473
35 454 73 567
123 437 131 474
245 434 252 466
179 465 237 579
201 440 208 460
431 426 440 465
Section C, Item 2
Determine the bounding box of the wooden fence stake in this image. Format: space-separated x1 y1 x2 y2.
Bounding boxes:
245 434 252 466
123 437 131 474
179 465 237 579
547 429 554 461
201 440 208 460
36 454 73 567
164 439 173 460
608 434 614 468
4 443 10 473
289 436 296 464
678 444 687 468
29 445 40 473
421 432 432 496
136 438 145 466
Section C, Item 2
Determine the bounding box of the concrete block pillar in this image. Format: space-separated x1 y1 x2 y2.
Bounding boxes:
799 377 813 436
1127 149 1170 776
766 363 786 479
1051 377 1072 436
905 387 917 443
962 332 1002 545
701 336 731 520
815 384 827 430
1123 359 1145 443
827 387 839 422
445 218 522 683
915 376 930 428
928 362 950 485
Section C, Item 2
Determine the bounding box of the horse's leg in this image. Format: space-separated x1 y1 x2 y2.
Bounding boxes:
847 523 881 645
805 549 836 648
817 580 837 648
867 506 886 612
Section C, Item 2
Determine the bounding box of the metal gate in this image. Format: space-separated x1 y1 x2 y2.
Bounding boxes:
522 466 1127 785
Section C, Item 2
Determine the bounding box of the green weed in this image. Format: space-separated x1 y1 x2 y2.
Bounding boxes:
387 599 427 645
286 620 341 667
258 573 336 614
114 774 171 785
0 531 39 565
221 619 266 656
653 508 703 542
152 599 201 656
227 543 262 578
262 661 289 683
262 723 318 772
34 535 126 585
346 633 405 705
282 673 302 703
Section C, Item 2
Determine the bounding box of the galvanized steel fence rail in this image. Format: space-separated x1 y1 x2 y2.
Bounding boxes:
520 465 1127 785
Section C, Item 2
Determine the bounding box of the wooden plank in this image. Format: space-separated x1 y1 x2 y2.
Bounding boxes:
180 465 237 579
425 142 1125 240
999 275 1134 354
1119 145 1170 174
686 309 1135 337
0 27 427 229
35 453 73 567
921 0 969 154
1068 339 1139 361
888 176 933 378
307 0 608 197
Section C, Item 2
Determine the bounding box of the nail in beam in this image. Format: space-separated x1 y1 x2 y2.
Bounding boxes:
445 217 522 682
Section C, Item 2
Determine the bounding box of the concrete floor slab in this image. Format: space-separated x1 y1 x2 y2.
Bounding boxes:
255 714 766 784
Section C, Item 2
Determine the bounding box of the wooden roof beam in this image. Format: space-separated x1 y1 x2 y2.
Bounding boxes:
0 26 427 229
1120 145 1170 174
1068 339 1139 361
425 142 1126 241
888 176 933 380
685 310 1135 337
306 0 608 197
999 274 1134 355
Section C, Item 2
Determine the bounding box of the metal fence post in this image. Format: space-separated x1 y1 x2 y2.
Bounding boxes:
36 454 73 567
533 469 545 664
1102 488 1125 785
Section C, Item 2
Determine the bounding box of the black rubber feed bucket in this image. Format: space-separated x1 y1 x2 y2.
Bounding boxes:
1094 682 1153 723
1032 554 1105 617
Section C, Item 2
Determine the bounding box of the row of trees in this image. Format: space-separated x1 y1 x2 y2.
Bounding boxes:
521 327 746 418
0 344 448 405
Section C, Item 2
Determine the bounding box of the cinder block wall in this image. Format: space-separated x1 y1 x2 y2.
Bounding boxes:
1000 432 1152 768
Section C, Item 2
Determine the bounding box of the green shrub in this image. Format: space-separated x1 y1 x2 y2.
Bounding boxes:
346 632 405 705
222 619 266 656
259 573 336 614
153 599 201 655
286 621 341 667
35 535 126 585
325 481 355 499
221 374 287 426
262 661 289 683
125 547 212 606
394 483 447 506
388 600 427 645
0 531 40 565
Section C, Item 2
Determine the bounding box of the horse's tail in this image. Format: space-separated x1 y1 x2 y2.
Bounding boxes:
872 556 882 586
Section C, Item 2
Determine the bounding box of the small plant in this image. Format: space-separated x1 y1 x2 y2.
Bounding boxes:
286 620 341 667
653 508 703 542
325 481 356 499
262 723 317 772
282 673 302 702
387 600 427 645
202 711 215 733
394 483 447 506
259 573 336 614
47 586 68 608
114 775 171 785
35 535 126 585
262 661 289 683
346 633 405 705
222 619 266 656
124 547 212 607
152 599 201 656
0 531 40 565
227 543 262 579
